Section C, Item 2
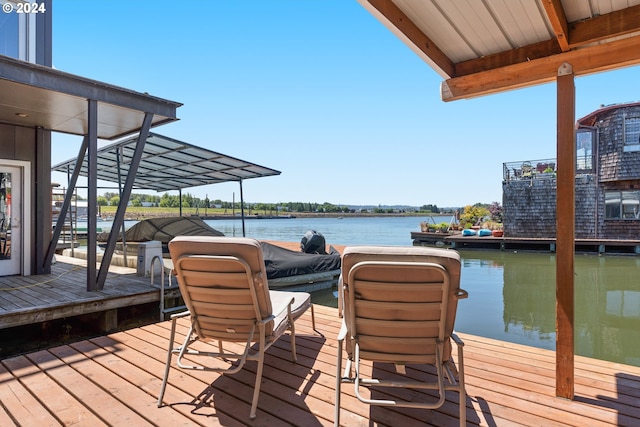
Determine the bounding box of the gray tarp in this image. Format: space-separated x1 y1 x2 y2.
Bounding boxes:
100 216 224 244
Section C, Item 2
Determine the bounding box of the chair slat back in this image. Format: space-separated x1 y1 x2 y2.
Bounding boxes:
342 246 462 363
169 236 274 341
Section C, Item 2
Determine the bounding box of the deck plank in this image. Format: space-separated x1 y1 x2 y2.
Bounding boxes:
1 354 107 426
0 361 62 426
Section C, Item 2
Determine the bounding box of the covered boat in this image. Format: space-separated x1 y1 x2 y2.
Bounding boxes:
102 216 224 245
102 217 340 291
260 241 341 289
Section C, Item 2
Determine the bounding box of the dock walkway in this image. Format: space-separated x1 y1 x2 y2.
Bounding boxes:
0 256 176 334
412 232 640 254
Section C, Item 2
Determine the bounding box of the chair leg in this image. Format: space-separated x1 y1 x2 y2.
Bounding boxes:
157 317 178 407
458 344 466 427
334 336 343 427
250 328 266 419
287 304 297 362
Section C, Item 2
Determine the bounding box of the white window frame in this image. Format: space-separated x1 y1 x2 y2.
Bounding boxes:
605 190 640 220
623 115 640 153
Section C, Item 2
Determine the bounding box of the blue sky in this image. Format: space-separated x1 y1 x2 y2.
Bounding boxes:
51 0 640 208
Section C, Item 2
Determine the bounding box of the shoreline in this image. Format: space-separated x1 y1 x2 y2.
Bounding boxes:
100 209 450 221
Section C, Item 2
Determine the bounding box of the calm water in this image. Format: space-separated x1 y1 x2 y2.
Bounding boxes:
202 215 453 246
203 216 640 367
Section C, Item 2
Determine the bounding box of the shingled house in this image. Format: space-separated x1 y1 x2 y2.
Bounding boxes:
502 102 640 241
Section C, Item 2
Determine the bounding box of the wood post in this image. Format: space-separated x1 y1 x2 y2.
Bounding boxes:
556 62 575 399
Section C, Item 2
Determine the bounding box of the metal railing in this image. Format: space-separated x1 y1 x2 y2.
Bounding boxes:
503 156 594 181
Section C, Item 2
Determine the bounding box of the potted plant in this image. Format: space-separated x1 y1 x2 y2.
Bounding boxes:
490 222 504 237
436 222 450 233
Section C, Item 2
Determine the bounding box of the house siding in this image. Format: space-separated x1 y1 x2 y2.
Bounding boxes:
503 176 598 239
503 103 640 241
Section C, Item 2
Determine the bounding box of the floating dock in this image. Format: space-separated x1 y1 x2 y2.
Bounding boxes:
411 231 640 254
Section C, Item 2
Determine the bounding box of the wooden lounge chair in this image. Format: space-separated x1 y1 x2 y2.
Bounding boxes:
334 245 468 427
157 236 315 419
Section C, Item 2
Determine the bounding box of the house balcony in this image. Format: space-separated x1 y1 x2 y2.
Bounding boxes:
503 155 595 182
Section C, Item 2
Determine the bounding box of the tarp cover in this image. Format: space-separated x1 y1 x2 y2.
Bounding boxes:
260 241 341 279
111 216 224 243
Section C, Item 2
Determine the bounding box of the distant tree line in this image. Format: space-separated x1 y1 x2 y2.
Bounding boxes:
94 192 459 214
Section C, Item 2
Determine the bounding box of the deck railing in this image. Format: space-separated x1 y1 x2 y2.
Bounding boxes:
503 156 595 181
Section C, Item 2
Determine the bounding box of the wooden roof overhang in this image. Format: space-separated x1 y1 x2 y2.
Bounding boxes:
357 0 640 399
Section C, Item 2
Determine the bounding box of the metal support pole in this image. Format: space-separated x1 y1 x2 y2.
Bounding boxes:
116 147 128 261
96 113 154 290
239 180 246 237
45 136 88 268
87 99 98 291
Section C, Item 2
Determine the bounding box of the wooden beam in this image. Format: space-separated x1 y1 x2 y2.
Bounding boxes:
363 0 455 77
455 39 561 76
541 0 570 51
569 4 640 48
453 5 640 78
441 34 640 101
556 63 575 399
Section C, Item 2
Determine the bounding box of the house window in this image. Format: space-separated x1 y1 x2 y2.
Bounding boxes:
605 190 640 219
576 129 594 171
0 1 36 62
0 2 19 58
624 117 640 153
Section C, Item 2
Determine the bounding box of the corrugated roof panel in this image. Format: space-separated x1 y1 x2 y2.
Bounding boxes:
394 0 556 63
51 132 280 192
395 0 478 62
562 0 640 22
490 0 554 46
439 0 514 55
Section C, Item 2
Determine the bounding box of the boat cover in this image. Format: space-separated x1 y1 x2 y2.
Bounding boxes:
104 216 224 243
260 241 341 279
101 216 340 282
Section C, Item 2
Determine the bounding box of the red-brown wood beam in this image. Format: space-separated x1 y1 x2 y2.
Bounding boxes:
569 4 640 48
556 63 575 399
542 0 570 51
455 39 562 76
441 34 640 101
363 0 455 77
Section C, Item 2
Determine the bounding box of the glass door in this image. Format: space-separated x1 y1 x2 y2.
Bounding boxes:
0 166 21 275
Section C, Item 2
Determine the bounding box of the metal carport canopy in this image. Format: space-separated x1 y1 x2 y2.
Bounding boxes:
52 132 281 192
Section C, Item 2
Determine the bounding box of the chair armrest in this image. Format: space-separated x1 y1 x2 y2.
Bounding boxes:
337 274 344 317
336 319 348 342
451 332 465 347
268 296 295 321
455 289 469 299
170 310 190 319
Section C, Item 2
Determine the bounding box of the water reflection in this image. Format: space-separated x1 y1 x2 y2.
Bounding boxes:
454 250 640 366
314 250 640 367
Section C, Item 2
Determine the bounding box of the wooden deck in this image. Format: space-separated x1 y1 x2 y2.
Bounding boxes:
0 255 173 331
1 254 640 426
1 302 640 426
